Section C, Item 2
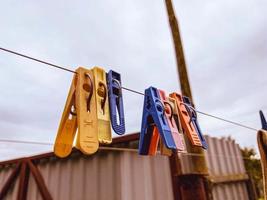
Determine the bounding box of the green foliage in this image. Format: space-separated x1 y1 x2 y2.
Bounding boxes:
241 147 263 199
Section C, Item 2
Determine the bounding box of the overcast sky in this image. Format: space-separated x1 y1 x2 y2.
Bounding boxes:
0 0 266 161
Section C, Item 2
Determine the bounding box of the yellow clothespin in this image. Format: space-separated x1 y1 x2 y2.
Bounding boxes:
92 67 112 144
54 75 78 158
75 67 99 155
54 67 99 158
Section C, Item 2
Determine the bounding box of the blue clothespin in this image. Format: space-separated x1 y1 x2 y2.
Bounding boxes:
182 96 208 149
107 70 125 135
260 110 267 131
139 87 176 155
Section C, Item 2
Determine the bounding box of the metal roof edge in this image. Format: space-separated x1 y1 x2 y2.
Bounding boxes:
0 133 140 166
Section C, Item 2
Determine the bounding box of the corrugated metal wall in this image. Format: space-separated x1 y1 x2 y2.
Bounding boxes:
0 135 250 200
180 136 249 200
205 136 249 200
0 150 174 200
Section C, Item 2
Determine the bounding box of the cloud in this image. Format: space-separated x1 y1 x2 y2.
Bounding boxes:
0 0 266 159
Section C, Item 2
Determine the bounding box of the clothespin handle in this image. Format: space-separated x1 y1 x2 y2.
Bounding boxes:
183 96 208 149
107 70 126 135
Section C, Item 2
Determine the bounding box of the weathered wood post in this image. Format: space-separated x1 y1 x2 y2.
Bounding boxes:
164 1 209 199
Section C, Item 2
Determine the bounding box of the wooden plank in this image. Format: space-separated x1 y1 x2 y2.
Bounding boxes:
27 160 52 200
208 174 249 184
0 163 21 199
17 161 30 200
257 129 267 199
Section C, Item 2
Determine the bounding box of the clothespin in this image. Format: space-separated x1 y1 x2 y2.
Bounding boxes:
182 96 208 149
54 75 78 158
75 68 99 154
106 70 126 135
159 90 185 151
92 67 112 144
54 67 99 158
148 90 186 155
148 125 172 156
260 110 267 130
153 92 186 156
170 93 203 148
139 87 176 155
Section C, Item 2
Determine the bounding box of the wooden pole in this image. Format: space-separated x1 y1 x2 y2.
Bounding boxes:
165 0 193 101
164 0 208 199
257 129 267 200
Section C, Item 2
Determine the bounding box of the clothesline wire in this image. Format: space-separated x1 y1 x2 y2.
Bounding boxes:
0 47 76 74
0 139 53 146
0 139 255 160
0 46 259 132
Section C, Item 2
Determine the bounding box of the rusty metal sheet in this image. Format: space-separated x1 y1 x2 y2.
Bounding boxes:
1 150 173 200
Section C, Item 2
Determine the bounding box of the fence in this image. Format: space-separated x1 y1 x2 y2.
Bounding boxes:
0 134 252 200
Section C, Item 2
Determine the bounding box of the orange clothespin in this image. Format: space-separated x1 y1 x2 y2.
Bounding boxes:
148 127 173 156
148 128 174 156
54 67 99 158
170 92 202 147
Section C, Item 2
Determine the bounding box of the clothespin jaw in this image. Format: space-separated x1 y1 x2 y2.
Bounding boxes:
170 92 202 147
260 110 267 131
92 67 112 144
107 70 126 135
75 67 99 155
182 96 208 149
147 125 176 156
54 75 78 158
148 126 160 155
139 87 176 155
